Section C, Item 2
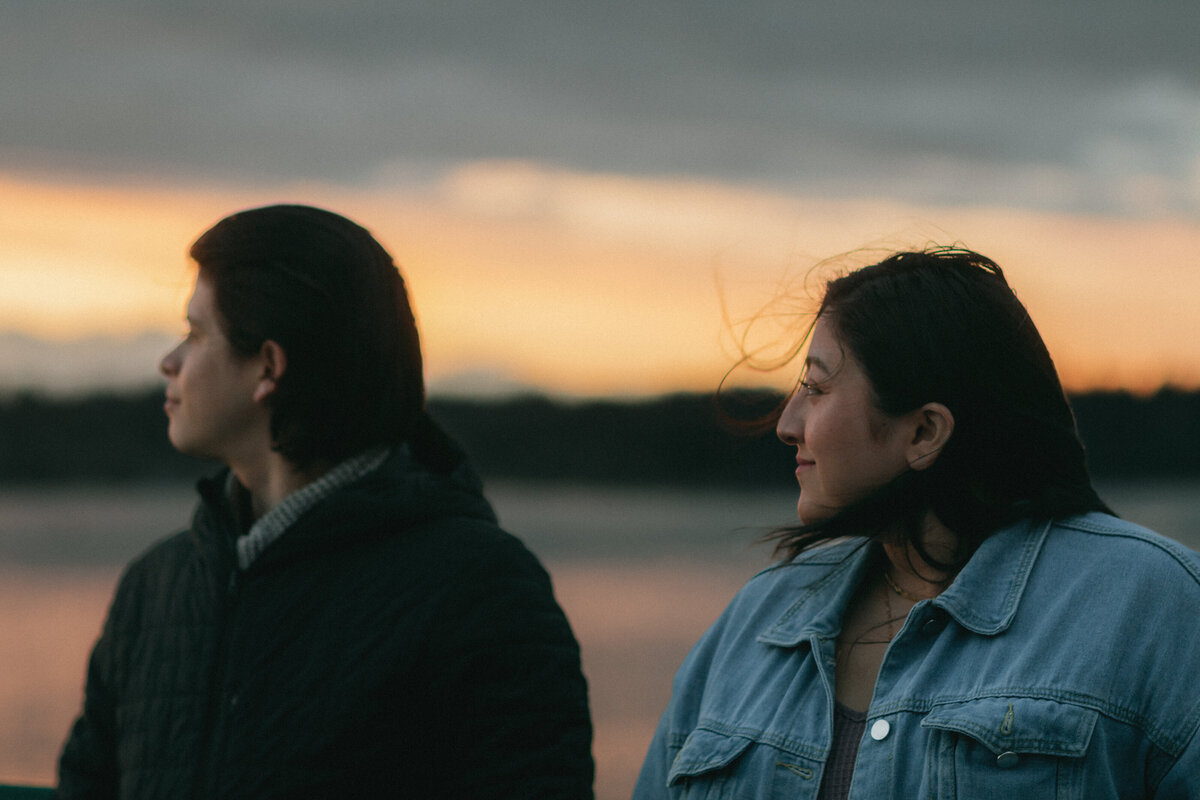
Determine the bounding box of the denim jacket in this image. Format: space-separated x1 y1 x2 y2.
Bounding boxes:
634 513 1200 799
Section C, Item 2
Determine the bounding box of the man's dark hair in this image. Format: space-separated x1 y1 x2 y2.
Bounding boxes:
190 204 424 468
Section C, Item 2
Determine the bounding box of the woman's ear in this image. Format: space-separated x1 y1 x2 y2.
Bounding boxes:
906 402 954 471
253 340 288 404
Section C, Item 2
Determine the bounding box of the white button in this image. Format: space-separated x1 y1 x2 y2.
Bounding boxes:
870 719 891 741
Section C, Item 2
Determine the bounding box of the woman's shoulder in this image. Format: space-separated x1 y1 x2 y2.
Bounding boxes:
1045 512 1200 584
748 536 871 583
711 537 871 628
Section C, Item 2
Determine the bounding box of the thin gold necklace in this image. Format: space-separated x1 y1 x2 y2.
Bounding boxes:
883 568 924 603
880 578 895 640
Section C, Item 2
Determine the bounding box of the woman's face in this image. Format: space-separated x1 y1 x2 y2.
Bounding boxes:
776 316 914 524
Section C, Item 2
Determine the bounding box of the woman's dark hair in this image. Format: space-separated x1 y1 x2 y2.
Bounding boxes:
768 247 1111 563
190 204 425 469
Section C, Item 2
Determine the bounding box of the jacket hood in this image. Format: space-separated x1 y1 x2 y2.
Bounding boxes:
191 430 498 573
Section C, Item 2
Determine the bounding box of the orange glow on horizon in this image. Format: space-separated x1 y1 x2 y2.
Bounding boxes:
1 164 1198 397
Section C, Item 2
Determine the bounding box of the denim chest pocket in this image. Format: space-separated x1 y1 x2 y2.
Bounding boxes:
667 728 821 800
921 697 1098 800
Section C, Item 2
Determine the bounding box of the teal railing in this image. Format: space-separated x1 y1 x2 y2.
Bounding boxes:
0 787 53 798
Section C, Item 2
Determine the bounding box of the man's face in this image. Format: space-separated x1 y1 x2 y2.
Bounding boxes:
159 274 270 466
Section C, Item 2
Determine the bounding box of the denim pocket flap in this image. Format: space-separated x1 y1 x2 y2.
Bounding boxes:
668 728 755 783
921 697 1097 757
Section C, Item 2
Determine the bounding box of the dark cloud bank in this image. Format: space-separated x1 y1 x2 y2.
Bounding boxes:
3 0 1199 215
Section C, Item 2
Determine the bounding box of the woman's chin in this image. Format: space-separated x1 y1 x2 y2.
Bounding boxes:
796 504 831 526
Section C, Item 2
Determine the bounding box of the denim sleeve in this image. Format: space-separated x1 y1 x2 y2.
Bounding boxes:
1153 718 1200 798
631 588 746 800
632 711 673 799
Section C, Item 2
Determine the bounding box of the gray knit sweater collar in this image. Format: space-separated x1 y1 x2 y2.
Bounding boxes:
229 446 391 571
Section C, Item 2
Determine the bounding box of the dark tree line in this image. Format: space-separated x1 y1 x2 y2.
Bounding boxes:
429 390 791 487
0 390 202 483
0 387 1197 486
1070 388 1200 478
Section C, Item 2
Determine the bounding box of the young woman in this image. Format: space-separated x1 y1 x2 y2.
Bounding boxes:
635 248 1200 798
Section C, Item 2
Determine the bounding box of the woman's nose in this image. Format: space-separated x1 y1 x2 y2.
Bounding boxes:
776 393 805 445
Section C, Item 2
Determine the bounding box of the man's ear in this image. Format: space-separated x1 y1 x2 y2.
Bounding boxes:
905 402 954 471
252 340 287 404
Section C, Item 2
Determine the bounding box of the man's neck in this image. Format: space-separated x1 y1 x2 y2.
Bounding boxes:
231 451 332 521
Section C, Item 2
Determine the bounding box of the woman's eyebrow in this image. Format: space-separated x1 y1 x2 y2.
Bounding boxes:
804 355 831 377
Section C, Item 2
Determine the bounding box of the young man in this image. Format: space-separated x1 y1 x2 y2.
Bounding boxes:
58 205 594 798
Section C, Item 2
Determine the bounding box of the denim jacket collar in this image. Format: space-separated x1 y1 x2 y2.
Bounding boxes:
758 517 1053 647
933 517 1052 635
757 537 873 647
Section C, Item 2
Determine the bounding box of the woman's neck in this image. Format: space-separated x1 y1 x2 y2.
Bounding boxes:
880 512 958 600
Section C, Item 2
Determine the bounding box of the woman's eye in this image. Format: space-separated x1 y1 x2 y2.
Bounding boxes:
800 381 823 396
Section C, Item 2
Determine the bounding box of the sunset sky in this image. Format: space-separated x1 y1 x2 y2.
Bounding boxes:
2 1 1198 397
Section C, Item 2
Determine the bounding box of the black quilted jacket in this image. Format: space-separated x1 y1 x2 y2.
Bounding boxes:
58 445 594 799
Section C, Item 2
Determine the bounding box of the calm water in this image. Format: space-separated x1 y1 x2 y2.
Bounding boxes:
0 479 1195 797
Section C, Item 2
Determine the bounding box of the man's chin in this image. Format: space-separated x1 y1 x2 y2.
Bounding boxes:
167 432 211 461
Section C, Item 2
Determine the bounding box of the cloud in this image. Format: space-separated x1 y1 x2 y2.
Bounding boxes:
0 331 172 395
4 162 1199 397
4 2 1200 396
4 0 1199 217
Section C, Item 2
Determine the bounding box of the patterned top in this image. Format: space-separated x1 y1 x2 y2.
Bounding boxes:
817 702 867 800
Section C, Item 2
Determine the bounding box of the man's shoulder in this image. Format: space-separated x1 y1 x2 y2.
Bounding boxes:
100 527 208 632
375 511 547 579
121 527 198 576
